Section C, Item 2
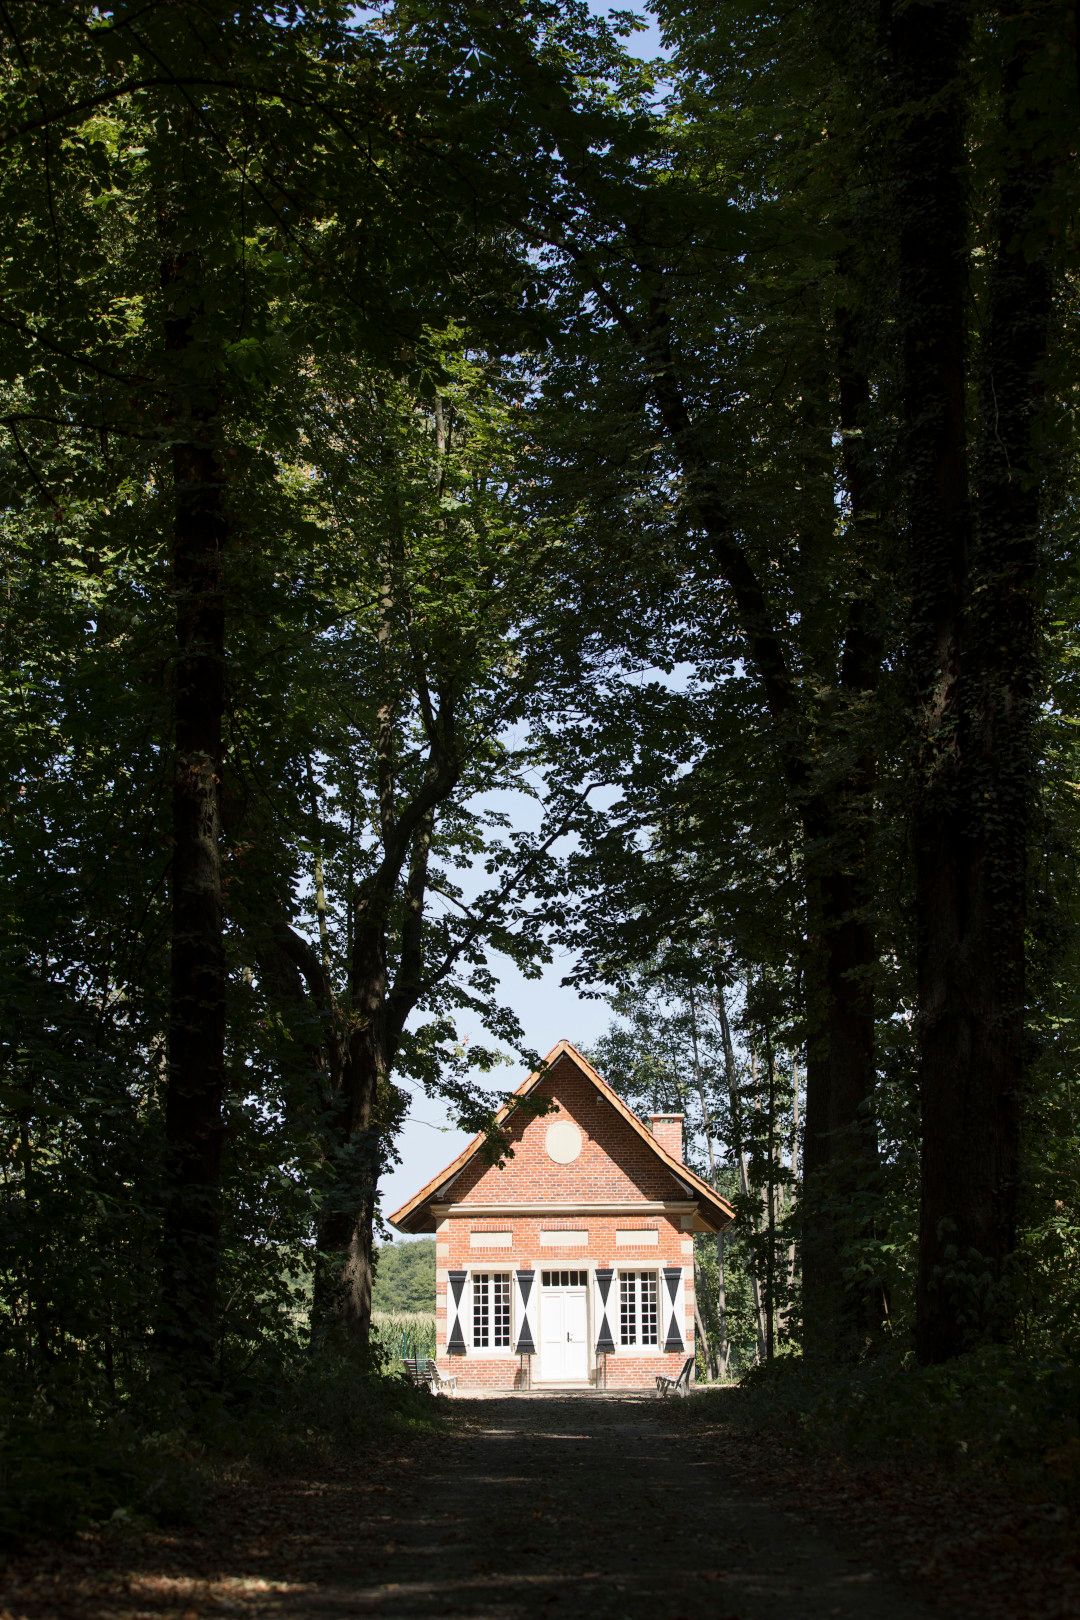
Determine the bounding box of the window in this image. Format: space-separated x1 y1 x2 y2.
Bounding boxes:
619 1271 658 1346
541 1270 587 1286
472 1272 511 1348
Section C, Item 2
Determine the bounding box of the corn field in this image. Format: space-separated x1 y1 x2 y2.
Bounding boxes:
372 1310 437 1363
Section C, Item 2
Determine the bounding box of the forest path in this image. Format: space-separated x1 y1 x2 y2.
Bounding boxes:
1 1393 944 1620
302 1391 935 1620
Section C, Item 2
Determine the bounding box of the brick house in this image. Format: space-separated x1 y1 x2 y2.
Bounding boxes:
389 1040 735 1391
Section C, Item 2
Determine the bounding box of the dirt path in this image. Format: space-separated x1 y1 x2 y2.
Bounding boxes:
340 1392 935 1620
2 1393 938 1620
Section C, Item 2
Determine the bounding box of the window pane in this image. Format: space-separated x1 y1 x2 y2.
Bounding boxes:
640 1272 658 1345
493 1273 511 1348
473 1273 490 1348
620 1272 637 1345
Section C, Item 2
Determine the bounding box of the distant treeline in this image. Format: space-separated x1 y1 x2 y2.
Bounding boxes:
373 1241 435 1315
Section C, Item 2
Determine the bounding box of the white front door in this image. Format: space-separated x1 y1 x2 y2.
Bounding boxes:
539 1270 590 1383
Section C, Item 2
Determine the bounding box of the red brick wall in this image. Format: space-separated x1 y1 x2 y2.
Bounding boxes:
451 1054 686 1205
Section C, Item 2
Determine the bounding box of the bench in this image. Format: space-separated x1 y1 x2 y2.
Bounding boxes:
656 1356 695 1396
403 1356 430 1390
403 1356 457 1394
425 1357 457 1394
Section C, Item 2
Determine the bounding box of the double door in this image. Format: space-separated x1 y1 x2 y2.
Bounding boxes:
539 1268 589 1383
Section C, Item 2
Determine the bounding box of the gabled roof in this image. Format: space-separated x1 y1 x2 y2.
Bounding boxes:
388 1038 736 1234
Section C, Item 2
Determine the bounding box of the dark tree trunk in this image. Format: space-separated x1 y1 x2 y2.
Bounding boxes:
763 1023 777 1362
309 807 436 1352
797 297 885 1357
713 975 768 1360
798 963 835 1352
891 0 976 1363
892 0 1057 1363
156 256 228 1383
302 407 455 1356
310 916 387 1353
310 1033 383 1351
646 288 886 1359
800 827 881 1352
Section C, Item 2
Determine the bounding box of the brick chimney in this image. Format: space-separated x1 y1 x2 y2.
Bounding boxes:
649 1113 684 1162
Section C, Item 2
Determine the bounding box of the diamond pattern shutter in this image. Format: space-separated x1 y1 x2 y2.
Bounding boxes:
447 1269 467 1355
594 1267 615 1353
515 1269 536 1354
663 1266 684 1353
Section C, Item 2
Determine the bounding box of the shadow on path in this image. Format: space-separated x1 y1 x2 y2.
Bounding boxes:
0 1393 938 1620
256 1393 933 1620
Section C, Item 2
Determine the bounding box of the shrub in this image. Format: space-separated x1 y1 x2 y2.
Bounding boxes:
0 1351 442 1547
686 1345 1080 1506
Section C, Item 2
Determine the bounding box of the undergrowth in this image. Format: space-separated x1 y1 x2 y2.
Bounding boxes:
0 1352 443 1548
686 1346 1080 1507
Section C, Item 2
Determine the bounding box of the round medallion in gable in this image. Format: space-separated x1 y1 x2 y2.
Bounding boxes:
544 1118 583 1164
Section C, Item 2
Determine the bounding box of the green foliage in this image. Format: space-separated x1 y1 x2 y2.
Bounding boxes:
372 1241 436 1314
693 1347 1080 1509
372 1311 437 1362
0 1410 210 1546
0 0 1078 1535
0 1351 441 1547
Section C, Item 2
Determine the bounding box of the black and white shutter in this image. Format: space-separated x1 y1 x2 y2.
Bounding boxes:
515 1269 536 1354
662 1266 685 1353
447 1269 467 1355
594 1267 615 1353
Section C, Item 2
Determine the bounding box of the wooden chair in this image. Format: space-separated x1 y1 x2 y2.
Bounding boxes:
656 1356 695 1396
403 1356 432 1390
425 1358 457 1394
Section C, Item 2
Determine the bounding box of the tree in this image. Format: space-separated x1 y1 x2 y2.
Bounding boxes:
227 344 592 1351
424 0 903 1356
889 0 1071 1360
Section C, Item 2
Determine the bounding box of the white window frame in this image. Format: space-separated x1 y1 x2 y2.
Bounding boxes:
617 1268 660 1352
469 1268 513 1355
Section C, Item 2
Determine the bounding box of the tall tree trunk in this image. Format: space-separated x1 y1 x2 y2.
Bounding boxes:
644 294 885 1360
801 842 882 1352
687 985 722 1377
693 1292 716 1379
893 0 1058 1362
687 982 715 1176
785 1059 801 1325
156 254 228 1383
763 1024 777 1361
799 275 887 1356
310 926 387 1353
310 800 437 1352
892 0 974 1362
714 1228 730 1379
714 978 768 1361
